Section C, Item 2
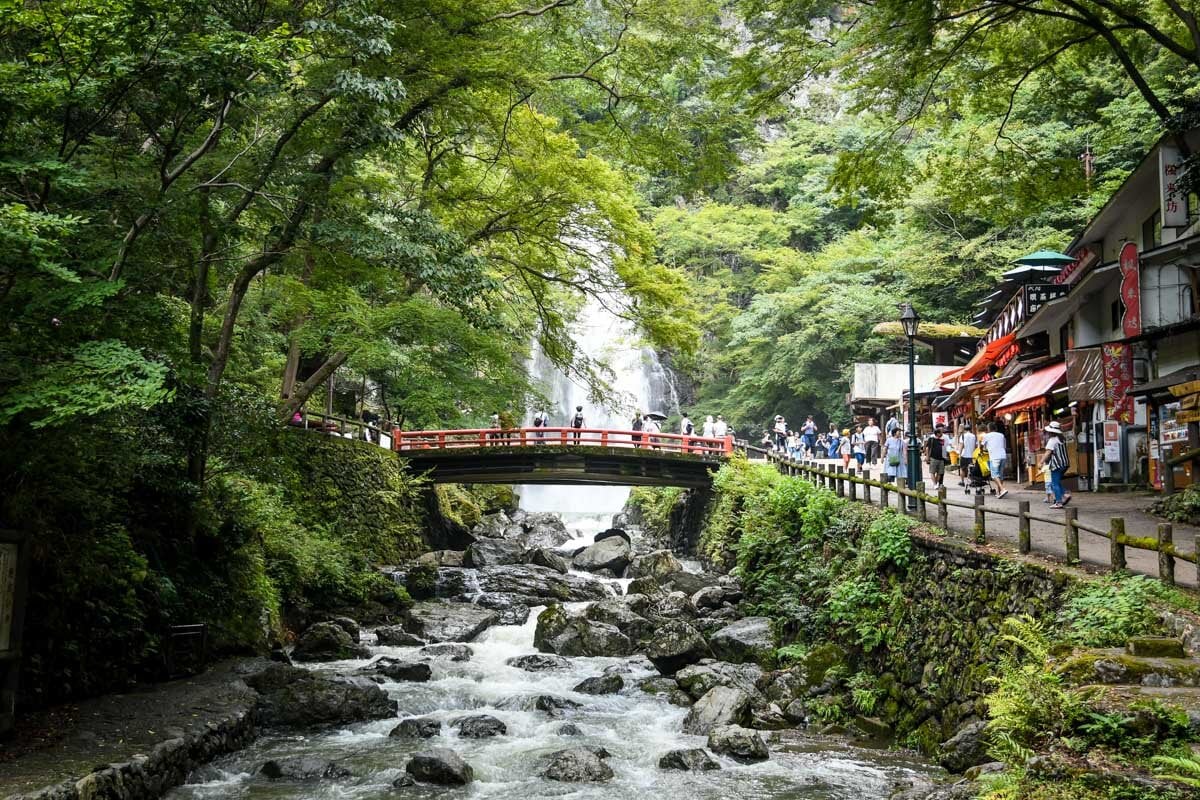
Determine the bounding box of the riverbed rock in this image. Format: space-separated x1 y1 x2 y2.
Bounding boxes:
558 722 583 736
527 547 571 574
259 756 351 781
572 537 633 575
675 662 764 701
627 576 667 599
417 550 467 568
584 598 656 643
643 620 709 674
649 591 695 621
708 617 774 665
535 695 583 715
627 550 683 579
248 665 397 727
574 674 624 695
402 601 499 643
369 657 433 682
690 586 728 611
452 714 507 738
508 653 571 671
473 511 511 538
419 643 473 661
291 622 371 662
487 512 573 549
594 528 632 545
706 724 769 761
658 748 720 771
390 717 442 738
405 748 474 785
467 538 527 568
471 593 531 625
375 625 426 647
682 686 751 735
328 616 361 643
539 747 614 782
534 605 633 657
938 720 990 773
476 564 611 604
663 571 722 596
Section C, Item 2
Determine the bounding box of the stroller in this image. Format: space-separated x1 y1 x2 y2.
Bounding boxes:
965 448 991 495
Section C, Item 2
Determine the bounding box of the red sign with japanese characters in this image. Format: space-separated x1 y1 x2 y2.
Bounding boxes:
1118 242 1141 338
1102 342 1134 423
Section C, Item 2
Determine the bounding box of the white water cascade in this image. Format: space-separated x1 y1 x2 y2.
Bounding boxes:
519 292 679 530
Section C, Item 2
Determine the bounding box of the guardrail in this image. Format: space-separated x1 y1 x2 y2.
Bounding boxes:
289 412 392 448
760 451 1198 587
394 427 733 457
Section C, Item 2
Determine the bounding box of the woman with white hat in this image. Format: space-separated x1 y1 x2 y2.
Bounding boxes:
1040 421 1072 509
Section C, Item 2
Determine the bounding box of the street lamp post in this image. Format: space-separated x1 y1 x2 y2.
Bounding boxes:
900 303 921 510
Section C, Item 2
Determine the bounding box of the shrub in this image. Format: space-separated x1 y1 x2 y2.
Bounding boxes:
627 486 684 541
1147 483 1200 526
1057 574 1190 647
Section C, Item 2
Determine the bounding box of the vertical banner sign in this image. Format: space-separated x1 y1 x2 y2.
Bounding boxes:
1103 420 1121 463
1118 242 1141 338
1101 342 1135 423
1159 144 1189 228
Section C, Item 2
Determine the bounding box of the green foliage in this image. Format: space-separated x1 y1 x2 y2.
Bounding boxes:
701 455 783 563
1057 575 1190 647
1148 483 1200 526
1151 753 1200 788
864 513 916 569
627 487 685 543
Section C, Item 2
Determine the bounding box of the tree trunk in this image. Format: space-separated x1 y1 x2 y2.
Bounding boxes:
280 351 349 421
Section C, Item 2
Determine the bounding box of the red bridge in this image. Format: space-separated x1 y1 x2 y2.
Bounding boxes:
391 426 733 488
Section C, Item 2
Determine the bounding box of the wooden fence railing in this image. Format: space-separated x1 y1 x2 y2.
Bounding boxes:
758 451 1198 587
393 427 733 457
289 412 392 448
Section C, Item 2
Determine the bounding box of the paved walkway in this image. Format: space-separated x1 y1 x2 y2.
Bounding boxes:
799 457 1199 589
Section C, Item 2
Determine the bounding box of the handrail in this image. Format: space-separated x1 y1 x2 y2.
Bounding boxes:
392 427 734 457
290 411 392 448
749 448 1197 589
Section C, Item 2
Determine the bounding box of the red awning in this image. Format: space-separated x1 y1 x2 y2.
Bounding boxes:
955 333 1017 383
989 362 1068 416
937 366 965 388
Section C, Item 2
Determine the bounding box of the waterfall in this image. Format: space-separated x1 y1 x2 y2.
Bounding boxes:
520 293 679 521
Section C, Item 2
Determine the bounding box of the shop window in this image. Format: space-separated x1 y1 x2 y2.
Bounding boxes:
1142 209 1162 249
1143 263 1193 327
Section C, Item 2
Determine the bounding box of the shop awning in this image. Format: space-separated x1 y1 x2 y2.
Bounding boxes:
1129 365 1200 399
956 333 1017 383
988 362 1068 416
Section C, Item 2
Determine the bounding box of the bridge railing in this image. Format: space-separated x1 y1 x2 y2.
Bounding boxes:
289 412 392 449
393 427 733 457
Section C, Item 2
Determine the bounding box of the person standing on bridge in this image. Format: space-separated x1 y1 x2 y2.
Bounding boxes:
570 405 585 443
863 417 882 465
533 408 549 439
680 412 696 453
713 415 728 439
773 415 787 451
702 415 715 438
631 411 644 448
801 415 817 456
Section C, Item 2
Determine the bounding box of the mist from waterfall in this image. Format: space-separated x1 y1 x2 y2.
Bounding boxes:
519 293 679 518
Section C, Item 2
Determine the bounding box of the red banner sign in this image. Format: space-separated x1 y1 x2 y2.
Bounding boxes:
1101 342 1134 423
1119 242 1141 338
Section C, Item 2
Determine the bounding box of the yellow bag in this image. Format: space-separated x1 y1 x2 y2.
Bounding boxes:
974 448 991 478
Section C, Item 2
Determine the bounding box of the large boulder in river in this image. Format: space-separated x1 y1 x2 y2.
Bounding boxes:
259 756 350 781
475 564 611 604
539 747 614 783
708 618 774 665
627 576 667 599
707 725 769 761
938 720 991 774
663 570 723 596
471 592 531 625
402 601 499 643
627 550 683 579
501 512 574 549
508 653 571 671
375 625 425 647
391 717 442 738
366 657 433 682
682 686 752 735
247 665 397 727
527 547 571 574
574 674 624 695
572 537 632 575
534 605 633 657
675 661 765 701
466 538 527 568
643 620 709 674
406 748 474 785
594 528 632 546
452 714 507 738
417 550 467 568
473 510 511 538
658 749 720 771
291 622 371 662
584 598 656 644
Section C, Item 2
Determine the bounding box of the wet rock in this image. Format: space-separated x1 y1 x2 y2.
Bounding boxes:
291 622 371 662
539 747 614 782
663 571 722 596
852 715 891 739
573 537 633 575
708 617 774 665
484 511 573 549
558 723 583 736
706 724 769 761
682 686 751 735
469 592 531 625
390 717 442 738
938 720 990 773
467 538 527 568
639 676 680 695
375 626 426 647
668 689 694 707
594 528 632 545
534 605 634 657
452 714 507 738
392 774 416 788
402 601 499 643
585 598 656 644
643 620 709 674
508 653 572 671
476 564 611 604
473 510 511 539
535 695 583 716
259 756 351 781
690 586 727 611
627 550 683 580
649 591 694 621
248 665 397 727
328 616 361 643
419 643 473 661
658 748 720 771
527 547 570 574
675 662 764 701
369 657 433 682
405 748 474 785
417 550 467 568
627 576 667 599
749 702 791 730
574 674 624 695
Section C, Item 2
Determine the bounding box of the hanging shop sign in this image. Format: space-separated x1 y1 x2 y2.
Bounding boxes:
1103 419 1121 462
1159 144 1190 228
1178 410 1200 424
1055 243 1101 286
1025 283 1070 316
1101 342 1135 423
1118 242 1141 338
1170 380 1200 397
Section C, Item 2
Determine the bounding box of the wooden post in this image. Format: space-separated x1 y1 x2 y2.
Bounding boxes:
917 481 927 522
848 468 857 500
1109 518 1126 571
973 494 986 544
1017 501 1031 554
835 465 845 497
1064 507 1079 565
1158 523 1175 585
863 469 872 503
896 481 907 515
881 480 889 509
937 486 948 529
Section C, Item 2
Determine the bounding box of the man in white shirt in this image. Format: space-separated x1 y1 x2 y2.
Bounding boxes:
713 415 728 438
982 422 1009 498
862 417 882 465
958 424 977 486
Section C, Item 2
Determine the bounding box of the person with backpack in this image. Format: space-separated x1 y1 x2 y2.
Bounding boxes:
570 405 585 443
631 411 644 448
839 428 853 467
801 415 818 455
532 407 549 439
923 423 947 490
680 412 695 453
773 415 787 451
1040 421 1072 508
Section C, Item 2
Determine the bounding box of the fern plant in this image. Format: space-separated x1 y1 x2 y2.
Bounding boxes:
1151 753 1200 787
